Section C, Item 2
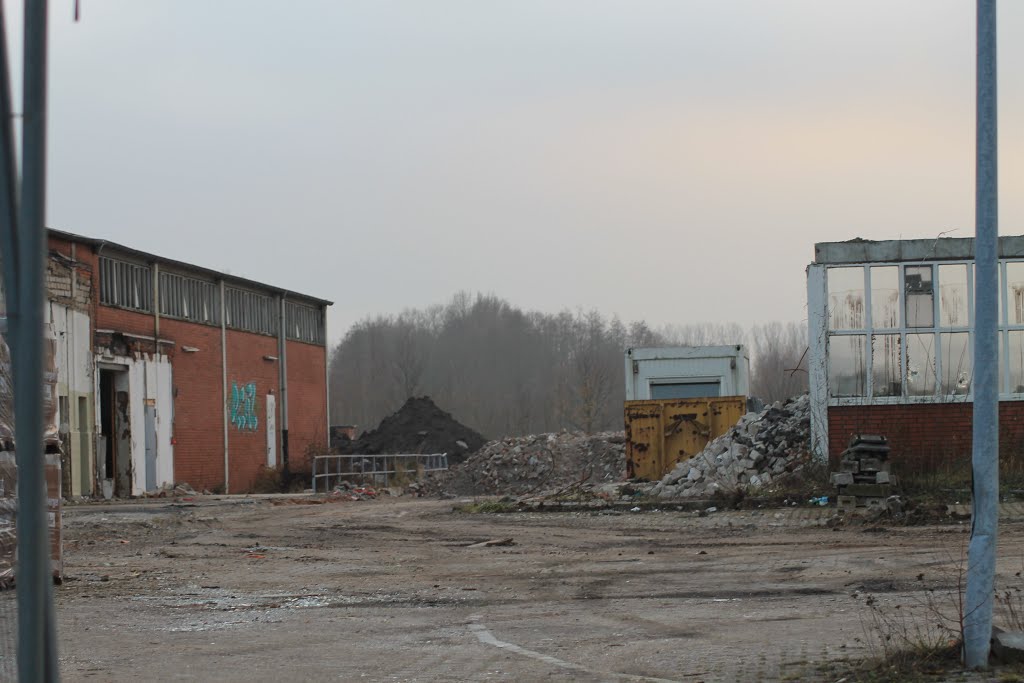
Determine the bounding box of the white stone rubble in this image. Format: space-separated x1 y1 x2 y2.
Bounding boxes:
650 394 811 499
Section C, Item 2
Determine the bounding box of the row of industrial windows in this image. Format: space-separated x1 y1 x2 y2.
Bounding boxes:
825 260 1024 401
98 256 324 343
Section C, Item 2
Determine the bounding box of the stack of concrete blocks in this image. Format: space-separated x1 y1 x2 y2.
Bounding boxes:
831 434 894 513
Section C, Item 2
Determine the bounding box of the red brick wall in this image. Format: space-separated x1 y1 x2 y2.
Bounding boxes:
158 317 224 492
828 402 1024 472
225 330 280 493
285 339 328 474
51 234 329 494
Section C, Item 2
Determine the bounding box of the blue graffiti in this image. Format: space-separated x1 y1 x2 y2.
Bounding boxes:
230 382 258 431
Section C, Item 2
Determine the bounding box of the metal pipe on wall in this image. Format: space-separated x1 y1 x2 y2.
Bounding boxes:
965 0 999 668
278 295 289 475
220 280 229 494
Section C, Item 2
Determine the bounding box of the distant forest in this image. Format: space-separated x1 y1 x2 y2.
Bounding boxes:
328 292 808 439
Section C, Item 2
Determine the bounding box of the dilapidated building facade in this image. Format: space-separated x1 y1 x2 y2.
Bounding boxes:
808 236 1024 467
46 230 331 497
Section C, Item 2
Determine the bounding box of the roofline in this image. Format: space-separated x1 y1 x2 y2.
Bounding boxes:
813 234 1024 266
48 227 333 307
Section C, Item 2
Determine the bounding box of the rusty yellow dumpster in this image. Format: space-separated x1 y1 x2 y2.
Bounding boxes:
625 397 746 480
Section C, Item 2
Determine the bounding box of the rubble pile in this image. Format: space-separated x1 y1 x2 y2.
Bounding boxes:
338 397 487 465
651 394 812 498
429 431 626 496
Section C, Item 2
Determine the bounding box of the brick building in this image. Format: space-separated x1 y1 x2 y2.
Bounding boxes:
807 236 1024 467
46 229 331 496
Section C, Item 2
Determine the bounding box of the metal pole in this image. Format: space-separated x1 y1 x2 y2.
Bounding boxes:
0 0 19 320
965 0 998 669
16 0 57 680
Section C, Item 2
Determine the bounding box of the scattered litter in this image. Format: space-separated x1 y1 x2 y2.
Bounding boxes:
465 538 515 548
630 506 641 512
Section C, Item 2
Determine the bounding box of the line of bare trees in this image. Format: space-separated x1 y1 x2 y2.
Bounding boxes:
328 293 808 439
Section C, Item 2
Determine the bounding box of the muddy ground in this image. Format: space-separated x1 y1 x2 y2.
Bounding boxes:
40 496 1024 682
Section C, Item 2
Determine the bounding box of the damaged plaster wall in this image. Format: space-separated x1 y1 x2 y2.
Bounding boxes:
50 302 94 496
96 352 174 496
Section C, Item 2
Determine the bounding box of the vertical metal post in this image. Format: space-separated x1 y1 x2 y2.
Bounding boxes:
0 2 18 317
220 280 229 494
16 0 57 680
965 0 999 669
279 296 289 478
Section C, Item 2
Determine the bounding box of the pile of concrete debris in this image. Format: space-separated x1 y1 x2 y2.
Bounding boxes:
428 431 626 496
651 394 812 498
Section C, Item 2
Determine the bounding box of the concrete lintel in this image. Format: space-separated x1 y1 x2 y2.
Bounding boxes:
814 235 1024 265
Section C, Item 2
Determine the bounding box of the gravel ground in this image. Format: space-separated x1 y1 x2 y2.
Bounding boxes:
43 495 1024 682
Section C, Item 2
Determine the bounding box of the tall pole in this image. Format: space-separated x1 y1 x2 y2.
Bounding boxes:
965 0 998 669
0 1 19 316
15 0 57 680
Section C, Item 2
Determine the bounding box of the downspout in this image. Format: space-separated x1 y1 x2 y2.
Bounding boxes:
323 304 329 447
220 280 229 494
152 262 159 344
152 261 161 493
278 295 289 480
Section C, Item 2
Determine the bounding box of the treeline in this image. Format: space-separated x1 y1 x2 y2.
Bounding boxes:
328 293 808 439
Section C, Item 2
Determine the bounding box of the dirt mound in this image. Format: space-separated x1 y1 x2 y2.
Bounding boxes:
339 397 486 464
426 431 626 496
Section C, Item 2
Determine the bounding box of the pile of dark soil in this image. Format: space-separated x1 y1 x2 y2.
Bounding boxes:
338 397 486 464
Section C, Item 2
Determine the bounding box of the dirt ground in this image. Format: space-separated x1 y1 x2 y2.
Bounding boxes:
43 495 1024 682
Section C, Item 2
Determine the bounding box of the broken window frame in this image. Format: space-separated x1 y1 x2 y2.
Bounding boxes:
225 286 279 337
158 270 221 326
285 301 325 345
825 260 980 406
99 256 152 313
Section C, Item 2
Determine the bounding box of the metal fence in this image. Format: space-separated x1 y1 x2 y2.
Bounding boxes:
311 453 448 492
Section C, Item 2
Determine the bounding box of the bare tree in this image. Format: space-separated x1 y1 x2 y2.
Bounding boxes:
328 292 808 439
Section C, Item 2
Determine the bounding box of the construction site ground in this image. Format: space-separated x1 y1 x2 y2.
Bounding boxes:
50 495 1024 682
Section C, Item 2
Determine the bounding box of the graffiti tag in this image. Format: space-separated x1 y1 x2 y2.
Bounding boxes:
230 381 258 431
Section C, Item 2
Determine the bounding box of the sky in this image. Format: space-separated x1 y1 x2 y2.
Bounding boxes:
7 1 1024 344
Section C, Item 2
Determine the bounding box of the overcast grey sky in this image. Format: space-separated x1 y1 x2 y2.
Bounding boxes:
13 1 1024 343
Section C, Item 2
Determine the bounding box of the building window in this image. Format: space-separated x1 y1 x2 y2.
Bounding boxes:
285 301 324 345
225 287 278 336
99 257 152 312
159 271 220 325
823 259 1005 404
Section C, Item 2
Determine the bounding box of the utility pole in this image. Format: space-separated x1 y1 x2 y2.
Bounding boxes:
964 0 998 669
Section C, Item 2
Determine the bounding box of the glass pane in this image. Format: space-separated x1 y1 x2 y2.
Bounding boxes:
1010 331 1024 394
828 335 866 397
905 265 934 328
871 266 900 329
1001 332 1007 393
939 264 968 327
871 334 901 397
828 267 865 330
906 333 937 396
1007 262 1024 325
940 332 971 396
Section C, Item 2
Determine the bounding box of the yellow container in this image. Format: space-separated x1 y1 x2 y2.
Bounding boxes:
625 397 746 480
